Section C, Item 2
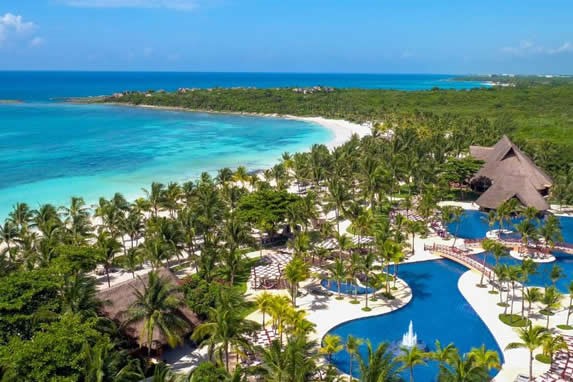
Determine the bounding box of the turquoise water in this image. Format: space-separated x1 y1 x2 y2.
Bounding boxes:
0 72 490 101
321 279 376 295
447 210 573 293
0 102 331 218
471 251 573 294
447 209 573 244
326 260 502 381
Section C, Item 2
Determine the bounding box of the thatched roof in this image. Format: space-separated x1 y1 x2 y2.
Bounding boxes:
97 268 200 347
470 136 552 210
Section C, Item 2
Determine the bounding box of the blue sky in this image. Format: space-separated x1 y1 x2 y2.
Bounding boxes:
0 0 572 73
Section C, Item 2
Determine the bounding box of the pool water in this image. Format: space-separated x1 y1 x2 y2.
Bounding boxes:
471 251 573 294
321 279 375 295
326 260 503 381
446 210 573 244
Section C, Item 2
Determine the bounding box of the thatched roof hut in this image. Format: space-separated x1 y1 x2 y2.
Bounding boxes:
469 135 552 211
97 268 200 349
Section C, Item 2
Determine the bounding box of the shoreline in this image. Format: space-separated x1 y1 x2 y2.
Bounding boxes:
95 102 372 149
0 102 371 219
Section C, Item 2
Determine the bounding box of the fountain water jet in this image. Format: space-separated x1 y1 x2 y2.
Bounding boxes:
401 320 418 348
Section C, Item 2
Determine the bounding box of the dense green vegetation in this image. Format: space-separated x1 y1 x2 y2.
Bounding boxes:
101 84 573 175
2 101 572 380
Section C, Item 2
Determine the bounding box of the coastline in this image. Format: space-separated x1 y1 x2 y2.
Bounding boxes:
0 102 371 219
97 102 372 149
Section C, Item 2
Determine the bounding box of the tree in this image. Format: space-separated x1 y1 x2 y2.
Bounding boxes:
431 340 457 376
255 291 273 327
284 256 310 307
539 214 562 254
142 182 165 217
345 335 362 381
96 231 122 288
320 334 344 363
396 346 427 382
566 281 573 326
523 287 542 319
541 335 567 367
191 290 257 371
468 345 500 371
506 325 550 381
125 271 189 356
0 313 110 382
329 258 347 298
540 286 561 329
354 340 401 382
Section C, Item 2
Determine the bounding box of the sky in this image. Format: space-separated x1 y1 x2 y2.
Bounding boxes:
0 0 572 74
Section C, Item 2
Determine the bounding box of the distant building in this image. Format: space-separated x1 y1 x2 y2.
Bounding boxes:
97 268 200 353
469 135 553 211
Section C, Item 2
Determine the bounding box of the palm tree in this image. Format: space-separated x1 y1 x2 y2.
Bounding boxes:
506 325 550 381
523 287 542 319
142 182 165 217
539 214 562 254
327 178 351 234
320 334 344 363
480 239 503 287
259 335 317 382
566 281 573 326
60 196 92 245
550 264 564 287
0 220 19 264
438 349 490 382
8 202 32 232
255 292 273 327
345 335 362 381
126 271 189 356
60 272 101 316
354 340 401 382
541 335 567 368
82 341 143 382
515 219 538 253
396 346 427 382
329 258 347 298
233 166 250 188
96 231 122 288
541 286 561 328
405 219 425 257
192 302 257 371
284 257 310 307
468 345 500 371
431 340 457 376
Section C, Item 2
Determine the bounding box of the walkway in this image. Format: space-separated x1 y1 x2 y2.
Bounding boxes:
424 243 493 279
534 335 573 382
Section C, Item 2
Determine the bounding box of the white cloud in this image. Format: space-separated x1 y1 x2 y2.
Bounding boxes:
63 0 198 11
501 40 573 56
0 13 36 42
29 37 44 47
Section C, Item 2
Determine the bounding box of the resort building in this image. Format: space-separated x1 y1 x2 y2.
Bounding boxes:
469 135 553 211
96 268 200 354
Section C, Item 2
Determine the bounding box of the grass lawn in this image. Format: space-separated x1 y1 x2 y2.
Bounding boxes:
499 314 531 327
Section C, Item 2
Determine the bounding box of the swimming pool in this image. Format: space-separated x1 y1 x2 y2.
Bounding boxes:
471 251 573 294
321 279 376 295
446 210 573 244
326 259 503 381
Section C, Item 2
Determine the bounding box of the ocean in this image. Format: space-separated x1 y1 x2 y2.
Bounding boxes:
0 72 486 217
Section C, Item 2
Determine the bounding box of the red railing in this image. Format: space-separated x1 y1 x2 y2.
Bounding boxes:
424 243 493 279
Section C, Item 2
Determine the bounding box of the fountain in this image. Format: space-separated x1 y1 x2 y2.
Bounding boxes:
390 320 427 355
401 320 418 348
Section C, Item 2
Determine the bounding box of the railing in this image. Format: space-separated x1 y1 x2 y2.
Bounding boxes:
424 243 493 279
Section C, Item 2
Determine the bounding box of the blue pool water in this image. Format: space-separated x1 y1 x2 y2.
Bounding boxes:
447 210 573 244
326 260 502 381
321 279 375 295
0 103 331 218
0 72 490 102
471 251 573 294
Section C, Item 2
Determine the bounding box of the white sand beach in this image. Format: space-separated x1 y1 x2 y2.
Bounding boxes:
285 116 371 149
